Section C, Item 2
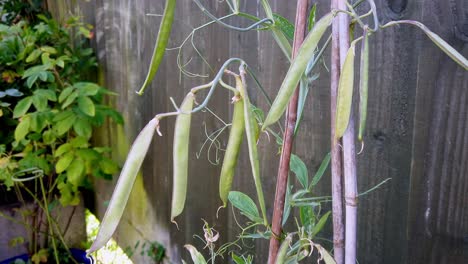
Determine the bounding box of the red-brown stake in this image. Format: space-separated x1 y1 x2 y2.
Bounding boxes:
267 1 308 263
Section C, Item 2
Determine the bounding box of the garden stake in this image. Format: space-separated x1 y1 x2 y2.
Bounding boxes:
267 1 308 263
337 0 358 263
330 1 345 263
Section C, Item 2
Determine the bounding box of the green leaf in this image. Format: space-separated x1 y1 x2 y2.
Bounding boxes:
54 143 72 157
310 152 331 188
26 49 42 63
228 191 262 223
307 4 317 32
73 118 92 139
13 97 33 118
32 93 47 111
53 110 74 122
61 90 79 109
14 116 30 141
59 86 74 103
54 114 76 135
67 159 85 186
74 82 100 96
56 152 74 174
58 181 80 206
299 206 315 227
184 245 207 264
42 129 56 144
290 154 308 189
29 112 47 132
317 245 336 264
40 46 57 54
99 157 119 175
311 211 331 237
77 96 95 116
273 13 294 41
35 89 57 102
70 137 89 148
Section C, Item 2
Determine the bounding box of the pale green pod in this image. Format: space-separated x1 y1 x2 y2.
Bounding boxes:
384 20 467 70
408 21 467 70
275 234 292 264
335 41 357 140
262 12 334 130
136 0 177 95
237 76 268 225
219 98 245 207
358 32 369 141
87 118 158 254
171 93 195 222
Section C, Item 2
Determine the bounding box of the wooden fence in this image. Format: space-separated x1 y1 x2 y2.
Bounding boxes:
48 0 468 263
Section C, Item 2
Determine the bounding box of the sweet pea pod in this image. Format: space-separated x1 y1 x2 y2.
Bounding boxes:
358 31 369 141
384 20 467 70
237 75 267 225
274 234 292 264
136 0 176 95
219 97 245 207
171 93 195 222
262 12 334 130
335 40 357 140
88 118 158 253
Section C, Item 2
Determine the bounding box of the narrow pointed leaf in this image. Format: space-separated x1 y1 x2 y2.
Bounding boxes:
171 93 194 221
136 0 177 95
228 191 262 223
87 118 158 253
262 13 334 130
310 152 331 188
335 42 357 140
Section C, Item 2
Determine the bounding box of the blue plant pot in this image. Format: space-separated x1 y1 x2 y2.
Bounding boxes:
0 248 93 264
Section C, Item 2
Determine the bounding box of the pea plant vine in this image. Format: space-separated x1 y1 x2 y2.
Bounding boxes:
86 0 467 263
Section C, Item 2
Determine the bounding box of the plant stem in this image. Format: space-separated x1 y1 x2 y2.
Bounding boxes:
330 0 345 263
267 1 308 263
39 178 60 264
338 0 358 263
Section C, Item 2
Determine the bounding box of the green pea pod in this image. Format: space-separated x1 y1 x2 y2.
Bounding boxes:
136 0 177 95
275 234 292 264
358 31 369 141
219 98 245 207
87 118 158 254
335 40 357 140
262 12 334 130
385 20 467 70
237 76 267 226
171 93 194 222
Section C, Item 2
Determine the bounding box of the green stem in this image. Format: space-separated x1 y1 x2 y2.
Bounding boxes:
39 178 59 264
